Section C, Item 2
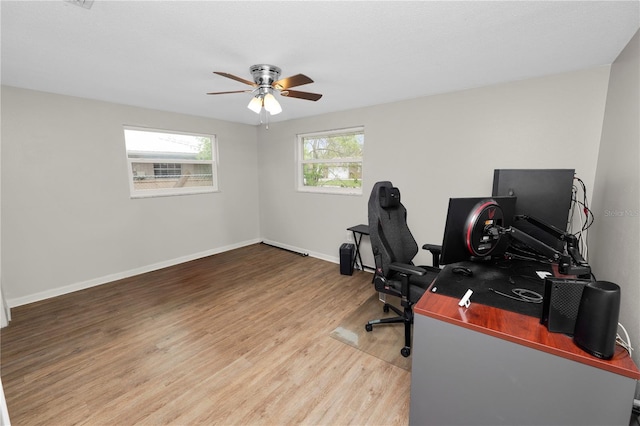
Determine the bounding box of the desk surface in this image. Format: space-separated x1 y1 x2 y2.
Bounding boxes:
415 270 640 380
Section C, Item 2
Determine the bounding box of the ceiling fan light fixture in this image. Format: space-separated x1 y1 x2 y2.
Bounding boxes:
263 92 282 115
210 64 320 120
247 95 263 114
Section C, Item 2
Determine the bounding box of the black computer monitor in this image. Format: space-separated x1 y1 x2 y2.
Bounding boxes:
492 169 574 251
439 196 517 265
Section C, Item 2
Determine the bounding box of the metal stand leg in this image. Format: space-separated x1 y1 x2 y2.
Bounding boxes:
351 231 365 271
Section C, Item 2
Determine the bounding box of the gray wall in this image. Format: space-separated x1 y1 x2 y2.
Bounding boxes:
1 87 260 305
0 65 627 338
258 67 610 269
590 30 640 394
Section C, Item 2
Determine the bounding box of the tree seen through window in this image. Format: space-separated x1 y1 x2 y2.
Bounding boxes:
300 129 364 192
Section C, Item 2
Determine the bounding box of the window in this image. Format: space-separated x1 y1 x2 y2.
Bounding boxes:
153 163 182 178
297 127 364 195
124 126 218 198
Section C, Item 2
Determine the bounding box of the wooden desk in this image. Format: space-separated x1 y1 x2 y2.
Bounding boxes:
409 267 640 425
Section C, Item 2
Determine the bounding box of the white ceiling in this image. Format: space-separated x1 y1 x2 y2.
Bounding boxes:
2 1 639 125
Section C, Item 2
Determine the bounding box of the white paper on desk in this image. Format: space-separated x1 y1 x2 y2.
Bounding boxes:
536 271 552 279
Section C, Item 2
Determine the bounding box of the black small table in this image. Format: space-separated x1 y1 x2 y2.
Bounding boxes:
347 224 374 272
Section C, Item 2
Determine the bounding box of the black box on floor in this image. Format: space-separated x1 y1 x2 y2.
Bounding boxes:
339 243 355 275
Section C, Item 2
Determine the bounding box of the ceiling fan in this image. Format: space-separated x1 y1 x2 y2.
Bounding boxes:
207 64 322 116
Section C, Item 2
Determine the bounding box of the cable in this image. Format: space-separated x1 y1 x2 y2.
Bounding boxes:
616 322 633 356
570 177 594 261
505 246 555 265
568 184 580 235
489 288 543 303
574 177 594 230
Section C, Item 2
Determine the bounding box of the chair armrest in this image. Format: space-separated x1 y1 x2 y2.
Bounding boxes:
388 262 427 303
422 243 442 268
389 262 426 276
422 243 441 253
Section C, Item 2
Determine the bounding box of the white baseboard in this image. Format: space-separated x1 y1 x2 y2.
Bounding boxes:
7 239 261 308
261 239 340 264
6 239 372 309
0 289 10 328
260 239 374 276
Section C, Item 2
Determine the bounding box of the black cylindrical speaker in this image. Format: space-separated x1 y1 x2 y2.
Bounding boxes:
573 281 621 360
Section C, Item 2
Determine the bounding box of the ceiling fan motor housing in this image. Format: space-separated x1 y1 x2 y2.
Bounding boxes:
209 65 321 102
250 64 281 88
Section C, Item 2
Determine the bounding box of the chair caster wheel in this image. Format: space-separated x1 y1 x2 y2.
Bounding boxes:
383 304 390 313
401 347 411 357
365 323 373 332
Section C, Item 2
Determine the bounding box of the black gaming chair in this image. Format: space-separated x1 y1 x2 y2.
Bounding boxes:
365 181 441 357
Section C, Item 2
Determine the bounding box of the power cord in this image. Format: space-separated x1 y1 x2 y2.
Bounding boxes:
615 322 636 425
616 322 633 356
489 288 543 303
569 177 594 261
632 399 640 426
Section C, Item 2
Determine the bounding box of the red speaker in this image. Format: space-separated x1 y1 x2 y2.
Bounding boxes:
573 281 621 360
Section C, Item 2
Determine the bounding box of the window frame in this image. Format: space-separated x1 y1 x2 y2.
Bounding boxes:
296 126 364 195
123 126 219 199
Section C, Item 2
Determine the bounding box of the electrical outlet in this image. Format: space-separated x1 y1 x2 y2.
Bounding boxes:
346 231 353 242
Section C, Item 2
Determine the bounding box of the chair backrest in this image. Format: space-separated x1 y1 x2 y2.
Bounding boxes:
368 181 418 278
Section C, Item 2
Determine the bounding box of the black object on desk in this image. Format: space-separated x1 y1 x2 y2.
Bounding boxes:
540 277 589 334
429 259 551 318
347 224 374 272
573 280 621 360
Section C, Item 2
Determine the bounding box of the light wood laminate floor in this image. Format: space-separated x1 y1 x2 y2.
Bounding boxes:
1 244 410 425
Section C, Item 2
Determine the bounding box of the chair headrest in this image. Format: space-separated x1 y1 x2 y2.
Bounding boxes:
379 186 401 208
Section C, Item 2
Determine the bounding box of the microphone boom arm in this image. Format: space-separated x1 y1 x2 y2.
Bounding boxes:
502 215 591 277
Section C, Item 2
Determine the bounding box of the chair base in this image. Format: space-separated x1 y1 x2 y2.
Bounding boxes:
365 302 414 357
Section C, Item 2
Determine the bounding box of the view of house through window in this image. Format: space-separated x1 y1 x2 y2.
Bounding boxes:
297 127 364 194
123 127 218 197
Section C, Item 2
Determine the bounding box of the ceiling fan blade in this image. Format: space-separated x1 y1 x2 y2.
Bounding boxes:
213 71 257 87
281 89 323 101
207 90 253 95
273 74 314 90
